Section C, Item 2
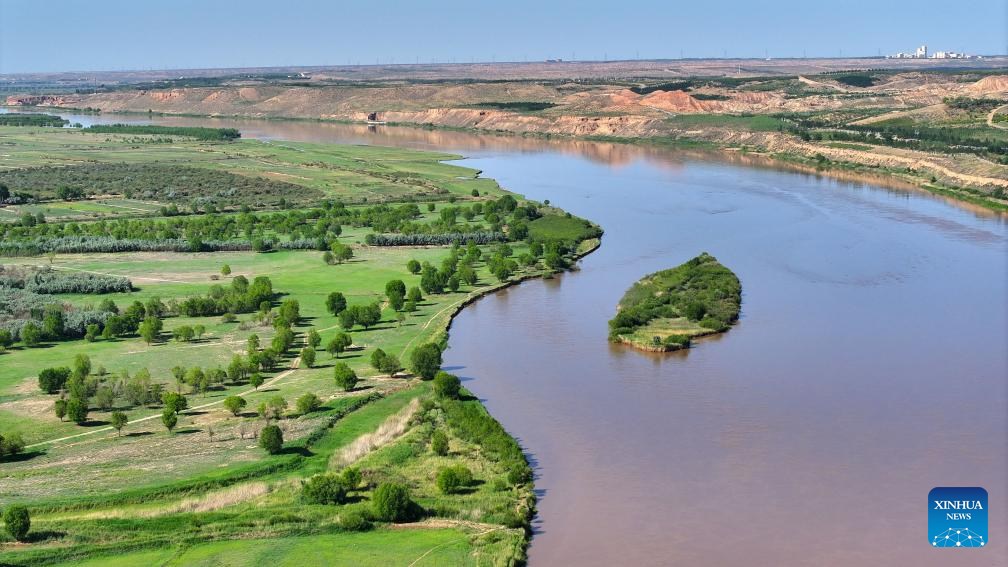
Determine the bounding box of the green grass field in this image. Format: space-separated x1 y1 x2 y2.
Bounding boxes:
0 132 591 565
0 126 507 211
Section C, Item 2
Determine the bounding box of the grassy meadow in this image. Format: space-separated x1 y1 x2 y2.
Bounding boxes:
0 126 596 565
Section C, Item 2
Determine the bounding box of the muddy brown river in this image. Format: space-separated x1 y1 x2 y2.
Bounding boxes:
15 110 1008 565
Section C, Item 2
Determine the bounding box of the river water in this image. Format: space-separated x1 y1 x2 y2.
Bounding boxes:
11 110 1008 565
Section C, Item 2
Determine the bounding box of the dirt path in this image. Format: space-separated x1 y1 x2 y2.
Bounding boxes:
988 104 1008 130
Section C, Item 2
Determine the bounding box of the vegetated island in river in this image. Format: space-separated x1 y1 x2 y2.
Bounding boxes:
608 252 741 352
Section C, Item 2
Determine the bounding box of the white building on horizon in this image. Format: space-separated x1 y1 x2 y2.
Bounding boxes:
887 43 973 59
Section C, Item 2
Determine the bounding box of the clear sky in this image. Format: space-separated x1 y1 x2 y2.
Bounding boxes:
1 0 1005 73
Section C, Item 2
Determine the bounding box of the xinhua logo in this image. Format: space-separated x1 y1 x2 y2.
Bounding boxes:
928 487 988 548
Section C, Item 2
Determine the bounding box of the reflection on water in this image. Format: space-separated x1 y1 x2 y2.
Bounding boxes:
3 106 1003 223
6 107 1007 565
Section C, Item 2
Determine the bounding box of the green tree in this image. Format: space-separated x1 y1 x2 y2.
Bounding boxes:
0 329 13 351
66 397 88 424
372 483 415 522
161 391 188 414
338 308 356 330
227 355 247 384
380 353 401 378
72 353 92 379
266 396 287 420
184 367 205 394
3 505 30 542
94 385 115 411
161 407 178 433
406 286 423 303
20 322 42 347
406 259 421 274
388 291 405 311
138 316 161 345
247 334 260 354
259 424 283 454
42 309 65 339
249 373 264 390
370 348 388 373
306 328 321 349
193 324 206 340
173 325 194 342
430 430 449 456
224 395 247 416
110 411 128 436
355 303 382 330
301 346 317 368
330 242 353 264
326 332 352 358
433 371 461 399
54 398 67 421
221 264 231 276
409 343 443 380
334 362 358 392
326 291 347 316
385 279 406 299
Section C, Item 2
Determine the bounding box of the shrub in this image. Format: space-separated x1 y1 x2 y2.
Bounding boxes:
38 366 71 394
260 424 283 454
699 316 725 330
507 462 533 486
664 334 692 349
433 371 461 399
684 301 706 321
296 392 322 415
365 232 505 246
340 509 373 531
223 395 247 416
341 467 362 490
334 362 358 391
24 270 132 294
436 465 474 494
372 482 415 522
3 505 30 542
0 432 25 457
302 473 347 504
20 322 42 346
430 430 449 456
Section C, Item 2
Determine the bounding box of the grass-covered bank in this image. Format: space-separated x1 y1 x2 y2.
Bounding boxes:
0 128 603 565
608 253 741 352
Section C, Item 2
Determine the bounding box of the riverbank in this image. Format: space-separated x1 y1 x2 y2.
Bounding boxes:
10 100 1005 214
0 127 603 565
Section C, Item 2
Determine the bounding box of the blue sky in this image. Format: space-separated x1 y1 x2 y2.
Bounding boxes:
1 0 1004 73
